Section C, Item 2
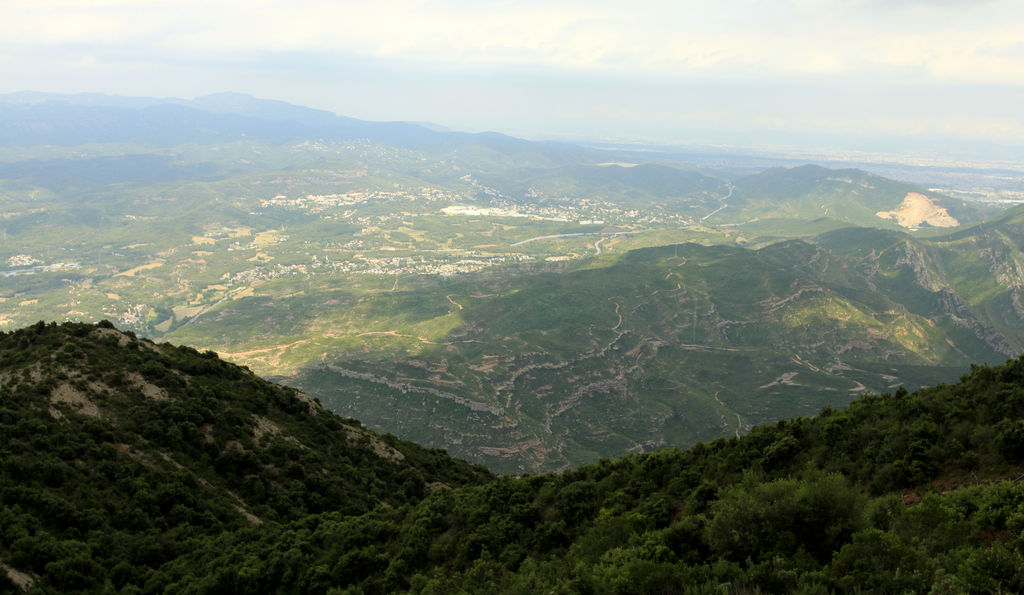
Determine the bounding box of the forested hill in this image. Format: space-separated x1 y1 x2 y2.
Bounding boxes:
0 321 491 592
2 322 1024 592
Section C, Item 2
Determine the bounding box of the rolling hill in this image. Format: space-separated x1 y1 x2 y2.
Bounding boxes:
710 164 995 233
0 321 492 590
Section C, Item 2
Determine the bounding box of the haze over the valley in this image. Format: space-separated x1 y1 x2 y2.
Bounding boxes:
2 0 1023 164
2 0 1024 473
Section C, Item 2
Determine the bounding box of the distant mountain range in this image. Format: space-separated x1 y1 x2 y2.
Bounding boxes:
0 92 1001 228
0 91 534 150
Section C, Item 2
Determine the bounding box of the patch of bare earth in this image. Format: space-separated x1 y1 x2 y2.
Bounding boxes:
248 415 308 449
292 390 321 415
251 415 281 441
1 562 34 592
225 490 263 525
125 371 169 401
233 504 263 525
50 383 100 418
876 192 959 228
91 326 131 346
341 424 406 461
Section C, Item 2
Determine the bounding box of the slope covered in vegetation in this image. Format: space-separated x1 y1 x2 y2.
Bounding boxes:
1 322 1023 592
0 321 491 592
0 98 1010 477
291 227 1020 473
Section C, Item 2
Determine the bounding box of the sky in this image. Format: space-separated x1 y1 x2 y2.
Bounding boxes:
1 0 1023 162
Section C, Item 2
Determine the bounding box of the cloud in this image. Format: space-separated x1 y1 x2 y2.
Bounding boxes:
1 0 1020 85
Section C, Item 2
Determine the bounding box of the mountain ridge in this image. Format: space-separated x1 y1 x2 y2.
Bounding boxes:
0 92 1001 228
0 91 531 152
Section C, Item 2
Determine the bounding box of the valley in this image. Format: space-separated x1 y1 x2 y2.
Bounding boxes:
6 2 1024 590
1 93 1022 473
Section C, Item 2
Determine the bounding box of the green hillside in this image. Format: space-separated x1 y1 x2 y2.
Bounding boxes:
817 206 1024 351
267 227 1019 473
2 322 1023 592
276 207 1024 474
711 164 996 233
0 321 490 592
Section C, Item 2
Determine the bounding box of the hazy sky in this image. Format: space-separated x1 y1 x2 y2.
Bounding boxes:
2 0 1022 161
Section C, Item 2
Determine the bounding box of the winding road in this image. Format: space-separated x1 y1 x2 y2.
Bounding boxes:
701 183 735 222
713 390 744 438
511 230 643 247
